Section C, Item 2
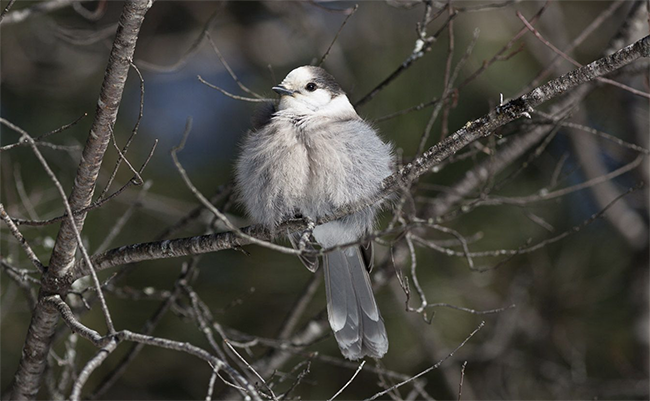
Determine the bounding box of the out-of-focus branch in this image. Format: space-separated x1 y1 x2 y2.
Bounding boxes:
0 203 45 272
41 295 261 401
71 35 650 281
426 25 649 219
364 321 485 401
509 1 647 248
571 125 648 248
0 0 93 25
0 0 17 22
354 2 456 107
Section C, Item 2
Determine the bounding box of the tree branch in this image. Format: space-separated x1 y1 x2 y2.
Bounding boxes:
48 0 151 276
71 34 650 282
8 1 152 399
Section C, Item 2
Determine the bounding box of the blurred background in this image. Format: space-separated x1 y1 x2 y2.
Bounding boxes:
1 1 648 399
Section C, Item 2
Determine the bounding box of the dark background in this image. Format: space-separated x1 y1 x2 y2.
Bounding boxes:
1 1 648 399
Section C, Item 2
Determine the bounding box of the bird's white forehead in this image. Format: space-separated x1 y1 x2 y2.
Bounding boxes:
282 67 314 85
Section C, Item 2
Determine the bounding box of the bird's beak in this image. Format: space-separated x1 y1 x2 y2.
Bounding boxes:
272 85 294 96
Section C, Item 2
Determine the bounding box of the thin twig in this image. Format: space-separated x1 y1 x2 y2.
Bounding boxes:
70 340 117 401
521 0 626 94
477 155 644 206
328 360 365 401
98 61 146 199
45 294 261 401
224 340 277 400
198 75 273 103
457 361 467 401
0 119 116 335
12 139 158 227
318 4 358 66
0 112 87 152
0 203 45 272
136 9 221 73
354 8 457 107
205 32 263 99
364 321 485 401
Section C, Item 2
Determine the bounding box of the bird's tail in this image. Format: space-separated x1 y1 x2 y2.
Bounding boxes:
323 247 388 360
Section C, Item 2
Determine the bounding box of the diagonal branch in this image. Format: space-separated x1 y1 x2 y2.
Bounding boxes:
426 3 649 219
48 0 152 276
70 35 650 282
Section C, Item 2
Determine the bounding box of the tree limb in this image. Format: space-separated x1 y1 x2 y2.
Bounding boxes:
8 1 152 399
71 34 650 282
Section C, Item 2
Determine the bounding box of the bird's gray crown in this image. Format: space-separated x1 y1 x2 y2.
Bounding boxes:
289 66 344 96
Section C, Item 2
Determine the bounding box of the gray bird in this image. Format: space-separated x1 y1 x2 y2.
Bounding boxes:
235 66 392 360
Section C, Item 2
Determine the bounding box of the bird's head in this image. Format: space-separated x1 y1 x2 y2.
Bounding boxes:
273 66 355 117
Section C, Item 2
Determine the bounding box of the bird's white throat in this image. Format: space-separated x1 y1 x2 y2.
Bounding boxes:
277 94 358 120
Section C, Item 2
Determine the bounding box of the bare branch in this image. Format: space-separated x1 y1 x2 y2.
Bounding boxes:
98 62 146 200
43 294 261 401
354 4 457 107
12 139 157 227
8 1 152 397
205 33 264 99
363 321 485 401
0 203 45 272
328 360 365 401
475 155 643 206
518 11 650 99
70 340 117 401
0 0 93 25
318 4 358 66
0 113 87 152
457 361 467 401
0 0 17 22
49 0 151 276
72 34 650 281
136 9 220 73
198 75 273 103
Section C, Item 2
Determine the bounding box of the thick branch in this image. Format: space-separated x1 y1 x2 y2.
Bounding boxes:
70 35 650 282
9 2 151 399
48 0 151 276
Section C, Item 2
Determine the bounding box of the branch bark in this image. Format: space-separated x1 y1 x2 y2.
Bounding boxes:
427 2 649 218
9 1 151 399
48 0 150 277
71 34 650 282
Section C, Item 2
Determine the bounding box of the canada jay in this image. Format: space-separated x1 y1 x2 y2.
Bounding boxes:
235 66 392 360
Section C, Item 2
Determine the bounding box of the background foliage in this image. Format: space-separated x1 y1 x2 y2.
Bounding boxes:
1 1 648 399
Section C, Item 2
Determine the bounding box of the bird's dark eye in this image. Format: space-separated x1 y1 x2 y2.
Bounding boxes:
305 82 317 92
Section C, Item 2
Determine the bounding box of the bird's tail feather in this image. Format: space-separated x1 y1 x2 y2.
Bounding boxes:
323 247 388 360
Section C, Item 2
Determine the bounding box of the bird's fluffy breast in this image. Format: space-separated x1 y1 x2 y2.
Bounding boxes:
235 116 392 234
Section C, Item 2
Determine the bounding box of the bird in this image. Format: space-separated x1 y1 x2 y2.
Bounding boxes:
235 65 393 360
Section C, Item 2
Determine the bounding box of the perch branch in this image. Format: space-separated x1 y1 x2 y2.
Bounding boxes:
71 34 650 282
